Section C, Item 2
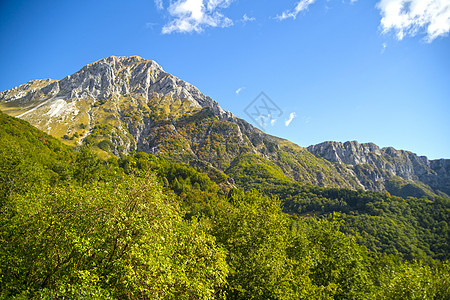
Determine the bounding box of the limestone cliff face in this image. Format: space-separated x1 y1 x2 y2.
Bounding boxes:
426 159 450 196
307 141 450 197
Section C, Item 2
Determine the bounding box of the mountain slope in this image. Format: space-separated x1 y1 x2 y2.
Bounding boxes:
1 55 448 197
0 110 76 200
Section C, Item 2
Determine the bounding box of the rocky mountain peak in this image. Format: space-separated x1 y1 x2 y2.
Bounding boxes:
87 55 159 68
1 55 232 120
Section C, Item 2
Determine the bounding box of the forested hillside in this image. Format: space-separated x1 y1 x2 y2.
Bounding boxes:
1 111 450 299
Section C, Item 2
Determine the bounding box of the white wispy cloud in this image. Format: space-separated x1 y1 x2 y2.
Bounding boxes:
154 0 163 10
377 0 450 42
161 0 235 34
302 116 312 124
276 0 317 21
235 87 245 95
285 112 297 127
381 42 387 53
242 14 256 23
270 118 277 126
145 22 158 29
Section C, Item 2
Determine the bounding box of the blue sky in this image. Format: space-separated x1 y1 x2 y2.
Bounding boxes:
0 0 449 159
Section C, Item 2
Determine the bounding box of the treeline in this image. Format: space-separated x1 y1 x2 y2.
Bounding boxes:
1 111 449 299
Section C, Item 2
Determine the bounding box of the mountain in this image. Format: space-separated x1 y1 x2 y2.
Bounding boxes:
0 56 230 147
307 141 450 198
1 55 448 198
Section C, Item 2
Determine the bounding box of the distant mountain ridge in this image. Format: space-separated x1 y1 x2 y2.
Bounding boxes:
308 141 450 197
1 55 448 198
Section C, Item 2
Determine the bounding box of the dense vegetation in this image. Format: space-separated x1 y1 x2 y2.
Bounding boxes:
227 154 450 262
1 111 449 299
